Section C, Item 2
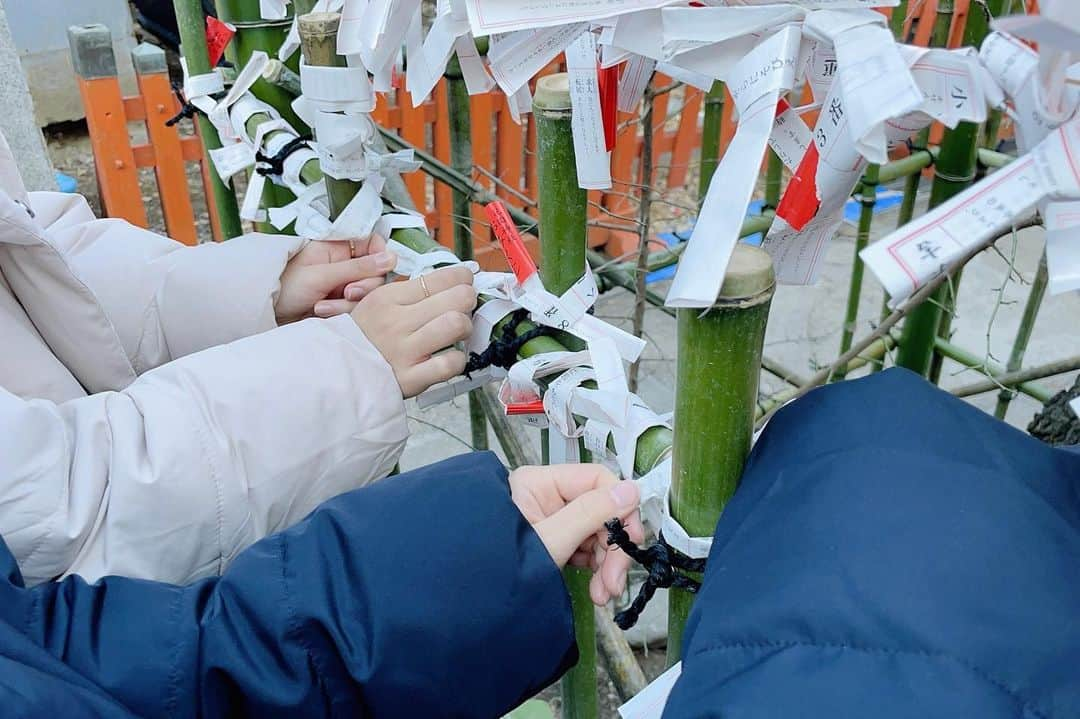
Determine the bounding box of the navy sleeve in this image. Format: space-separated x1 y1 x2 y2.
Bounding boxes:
664 369 1080 719
13 452 576 718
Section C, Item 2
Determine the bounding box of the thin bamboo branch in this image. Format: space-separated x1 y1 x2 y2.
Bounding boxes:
953 355 1080 398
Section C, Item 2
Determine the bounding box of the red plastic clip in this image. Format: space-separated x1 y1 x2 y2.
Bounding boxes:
505 400 546 415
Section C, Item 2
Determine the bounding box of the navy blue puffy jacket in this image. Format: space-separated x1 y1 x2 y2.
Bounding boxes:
0 452 576 717
665 369 1080 718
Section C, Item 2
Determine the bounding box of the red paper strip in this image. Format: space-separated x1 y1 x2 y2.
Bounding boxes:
598 64 619 151
775 136 820 230
505 400 546 415
484 202 537 284
206 17 235 68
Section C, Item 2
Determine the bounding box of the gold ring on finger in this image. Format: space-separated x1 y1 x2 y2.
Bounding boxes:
419 274 431 299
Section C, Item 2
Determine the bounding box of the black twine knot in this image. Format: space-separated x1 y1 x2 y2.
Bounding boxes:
464 309 556 378
255 136 312 177
165 82 221 128
605 518 706 631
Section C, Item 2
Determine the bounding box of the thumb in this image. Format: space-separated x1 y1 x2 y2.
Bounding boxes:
535 481 639 567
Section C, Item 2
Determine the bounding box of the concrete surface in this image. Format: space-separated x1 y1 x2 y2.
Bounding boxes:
5 0 137 125
0 3 54 190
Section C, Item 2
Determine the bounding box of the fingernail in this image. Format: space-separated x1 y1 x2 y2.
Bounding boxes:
374 251 395 269
314 301 332 316
610 481 637 509
345 287 365 301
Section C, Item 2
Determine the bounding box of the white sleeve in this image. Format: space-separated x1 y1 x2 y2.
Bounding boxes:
0 315 408 587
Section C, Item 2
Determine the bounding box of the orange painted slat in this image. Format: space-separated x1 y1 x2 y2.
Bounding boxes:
132 144 156 167
399 92 428 207
181 136 203 162
77 76 148 227
669 88 702 188
432 82 454 248
496 95 525 208
136 70 198 246
123 96 147 121
470 92 495 246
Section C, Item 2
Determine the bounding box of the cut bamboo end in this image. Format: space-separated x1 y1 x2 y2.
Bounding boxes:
533 73 572 112
298 12 342 41
717 244 775 305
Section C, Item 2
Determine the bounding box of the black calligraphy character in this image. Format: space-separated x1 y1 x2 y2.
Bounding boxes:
828 97 843 126
916 240 940 261
951 85 968 109
823 58 838 77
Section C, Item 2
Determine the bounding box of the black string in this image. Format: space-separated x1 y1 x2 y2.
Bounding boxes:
255 136 312 177
464 309 557 378
605 518 706 631
904 138 935 168
165 81 224 128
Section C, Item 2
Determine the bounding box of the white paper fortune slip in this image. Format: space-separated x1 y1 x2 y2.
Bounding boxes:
565 31 613 190
1044 201 1080 294
665 24 801 308
862 117 1080 306
464 0 680 37
617 661 682 719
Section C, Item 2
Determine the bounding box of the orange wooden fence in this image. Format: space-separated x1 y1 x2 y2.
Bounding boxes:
74 1 1041 264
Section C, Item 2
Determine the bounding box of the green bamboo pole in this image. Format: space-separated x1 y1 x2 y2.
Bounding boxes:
993 251 1049 417
699 81 726 203
299 13 362 220
668 245 775 663
216 0 301 226
263 58 302 96
835 163 879 381
910 0 1005 381
173 0 243 240
763 149 783 209
896 0 971 378
534 74 596 719
890 0 910 39
445 59 488 451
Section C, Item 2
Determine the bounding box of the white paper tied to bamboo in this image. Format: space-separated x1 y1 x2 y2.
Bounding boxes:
565 31 613 191
665 23 801 308
487 22 589 97
260 0 290 20
339 0 419 74
463 0 680 37
862 117 1080 305
239 119 300 222
762 42 989 285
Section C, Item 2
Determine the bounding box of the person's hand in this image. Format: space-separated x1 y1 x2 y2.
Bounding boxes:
510 464 643 606
351 265 477 398
275 235 397 325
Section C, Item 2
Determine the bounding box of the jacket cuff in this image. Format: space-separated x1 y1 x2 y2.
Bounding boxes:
156 233 306 359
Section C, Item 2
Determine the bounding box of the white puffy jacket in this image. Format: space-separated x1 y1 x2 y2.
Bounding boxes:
0 133 408 586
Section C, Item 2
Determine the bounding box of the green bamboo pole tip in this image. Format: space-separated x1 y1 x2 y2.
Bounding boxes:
298 12 362 221
668 245 775 664
534 71 596 719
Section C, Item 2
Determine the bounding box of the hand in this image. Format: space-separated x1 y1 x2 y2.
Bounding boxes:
510 464 643 606
351 265 478 398
275 235 397 325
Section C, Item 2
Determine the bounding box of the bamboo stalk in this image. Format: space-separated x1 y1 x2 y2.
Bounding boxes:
994 251 1049 417
953 354 1080 398
445 59 488 451
299 13 361 220
896 0 975 378
596 608 648 703
668 245 775 664
835 163 879 381
699 81 725 204
172 0 243 240
216 0 301 226
534 74 598 719
763 149 783 209
629 82 656 393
